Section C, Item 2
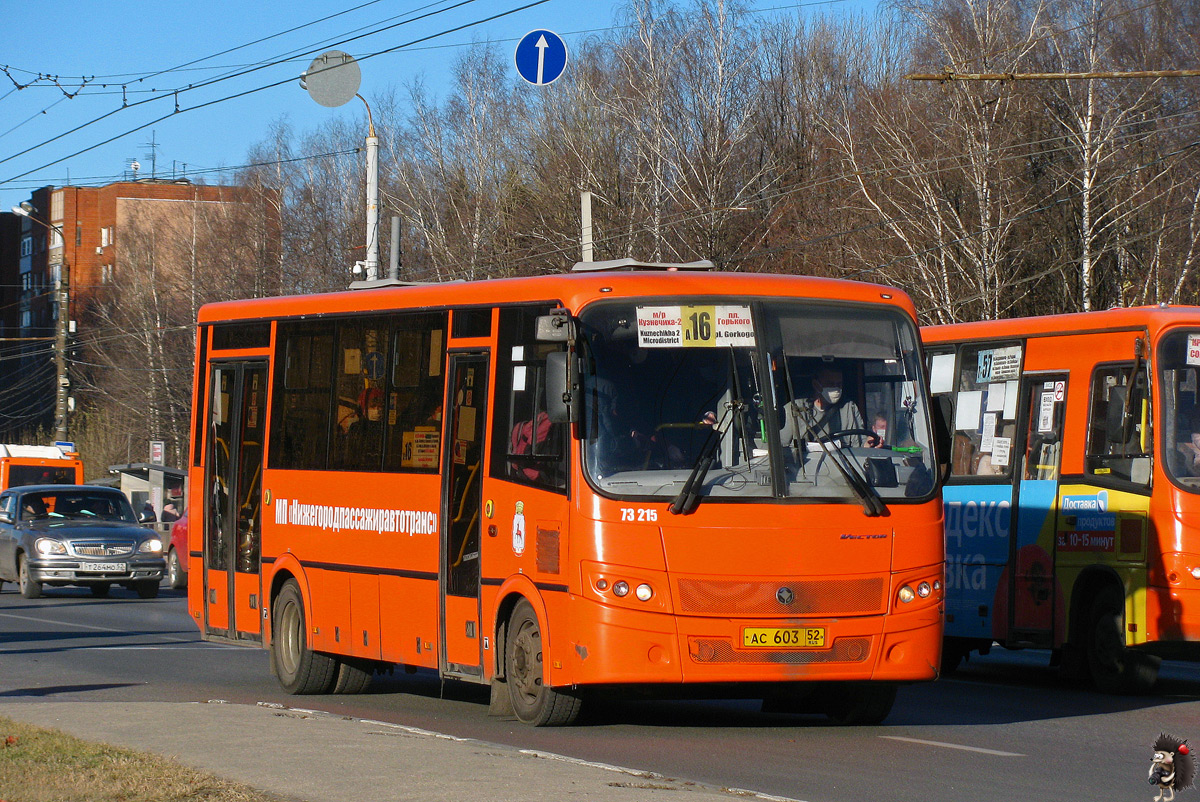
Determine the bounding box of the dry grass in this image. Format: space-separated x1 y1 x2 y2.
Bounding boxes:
0 716 290 802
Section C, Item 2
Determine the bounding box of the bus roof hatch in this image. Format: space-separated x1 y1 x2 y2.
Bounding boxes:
570 258 715 273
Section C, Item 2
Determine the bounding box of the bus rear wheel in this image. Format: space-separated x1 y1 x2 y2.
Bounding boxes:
1086 586 1159 694
505 600 582 726
271 580 338 694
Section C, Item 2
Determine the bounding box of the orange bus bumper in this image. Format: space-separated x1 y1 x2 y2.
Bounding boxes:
557 594 942 687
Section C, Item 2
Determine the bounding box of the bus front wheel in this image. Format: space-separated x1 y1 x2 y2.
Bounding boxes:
271 580 338 694
505 600 582 726
1086 586 1159 694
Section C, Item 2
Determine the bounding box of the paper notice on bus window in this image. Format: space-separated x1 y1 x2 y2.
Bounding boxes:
929 354 955 394
991 436 1011 466
513 365 527 392
986 383 1006 412
980 413 997 452
955 390 984 431
1038 392 1056 433
1188 335 1200 365
429 330 443 376
402 430 440 469
636 305 755 348
1003 380 1019 419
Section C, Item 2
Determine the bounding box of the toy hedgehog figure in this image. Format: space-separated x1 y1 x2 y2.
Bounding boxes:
1150 733 1195 801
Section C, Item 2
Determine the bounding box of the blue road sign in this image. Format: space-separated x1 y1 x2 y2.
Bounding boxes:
514 29 568 86
365 351 386 381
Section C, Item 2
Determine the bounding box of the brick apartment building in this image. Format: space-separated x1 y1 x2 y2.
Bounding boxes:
0 179 279 439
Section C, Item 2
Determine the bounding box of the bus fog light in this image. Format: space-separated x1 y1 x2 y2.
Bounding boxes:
1190 567 1200 581
917 582 931 598
635 583 653 601
933 580 941 592
613 581 630 597
898 585 915 604
596 578 609 591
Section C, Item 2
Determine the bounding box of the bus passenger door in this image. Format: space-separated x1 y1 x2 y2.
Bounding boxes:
1008 374 1067 644
203 361 267 642
440 353 488 678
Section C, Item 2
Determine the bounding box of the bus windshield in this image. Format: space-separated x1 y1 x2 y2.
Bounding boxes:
1160 329 1200 490
578 299 935 503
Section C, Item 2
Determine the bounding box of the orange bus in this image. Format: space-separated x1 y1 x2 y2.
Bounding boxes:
187 260 945 725
924 306 1200 692
0 444 84 490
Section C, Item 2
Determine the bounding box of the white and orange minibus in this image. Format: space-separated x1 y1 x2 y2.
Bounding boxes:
925 306 1200 692
188 260 945 725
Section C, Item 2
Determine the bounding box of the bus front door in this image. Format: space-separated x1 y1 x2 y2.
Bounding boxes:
1007 374 1067 645
439 353 488 679
203 361 267 642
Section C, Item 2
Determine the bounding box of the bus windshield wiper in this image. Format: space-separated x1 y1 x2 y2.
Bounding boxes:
669 400 742 516
814 437 887 517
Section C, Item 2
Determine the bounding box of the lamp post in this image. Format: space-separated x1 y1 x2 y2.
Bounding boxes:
11 201 70 442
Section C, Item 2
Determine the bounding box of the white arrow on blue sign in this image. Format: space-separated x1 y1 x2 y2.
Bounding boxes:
514 29 568 86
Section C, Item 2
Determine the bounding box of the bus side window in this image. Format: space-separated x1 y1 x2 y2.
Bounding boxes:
1087 363 1151 485
491 306 567 493
270 325 334 471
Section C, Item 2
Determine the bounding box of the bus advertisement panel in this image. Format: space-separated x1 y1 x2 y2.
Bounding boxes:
925 306 1200 693
188 263 945 725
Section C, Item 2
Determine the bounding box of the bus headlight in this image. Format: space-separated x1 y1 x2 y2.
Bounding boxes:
1191 566 1200 581
917 582 931 598
635 583 653 601
138 538 163 554
613 581 630 597
897 585 916 604
35 538 66 556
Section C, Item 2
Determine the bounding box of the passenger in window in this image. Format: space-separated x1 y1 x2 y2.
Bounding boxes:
511 411 552 481
1176 416 1200 476
346 388 386 466
781 365 874 448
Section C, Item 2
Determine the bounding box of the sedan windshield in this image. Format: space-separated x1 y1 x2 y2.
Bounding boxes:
578 299 935 504
20 492 137 523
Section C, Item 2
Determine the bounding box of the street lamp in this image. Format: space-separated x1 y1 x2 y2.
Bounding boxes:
10 202 70 442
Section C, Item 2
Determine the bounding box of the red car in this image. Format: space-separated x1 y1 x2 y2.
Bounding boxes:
167 513 188 589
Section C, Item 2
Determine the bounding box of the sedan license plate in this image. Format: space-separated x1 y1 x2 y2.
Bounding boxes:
743 627 825 648
81 562 126 573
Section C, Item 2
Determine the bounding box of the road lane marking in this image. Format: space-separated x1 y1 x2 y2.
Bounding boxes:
0 611 196 641
880 736 1025 757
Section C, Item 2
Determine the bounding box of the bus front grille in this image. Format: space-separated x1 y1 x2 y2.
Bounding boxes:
688 637 872 664
676 577 885 616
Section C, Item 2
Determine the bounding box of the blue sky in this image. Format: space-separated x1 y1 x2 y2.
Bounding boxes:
0 0 869 215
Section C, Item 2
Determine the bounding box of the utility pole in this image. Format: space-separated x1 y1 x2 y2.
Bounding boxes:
53 257 70 442
11 201 70 441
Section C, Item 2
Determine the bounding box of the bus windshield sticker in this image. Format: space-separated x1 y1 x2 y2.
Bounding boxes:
636 305 756 348
977 345 1022 382
1188 334 1200 365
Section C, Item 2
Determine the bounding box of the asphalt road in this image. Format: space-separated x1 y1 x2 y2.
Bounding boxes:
2 583 1199 802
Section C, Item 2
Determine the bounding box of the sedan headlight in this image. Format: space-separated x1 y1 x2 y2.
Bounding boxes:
138 538 163 554
34 538 67 556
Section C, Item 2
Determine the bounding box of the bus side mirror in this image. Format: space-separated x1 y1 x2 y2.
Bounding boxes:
0 511 10 524
546 351 581 424
932 395 953 482
535 311 574 342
